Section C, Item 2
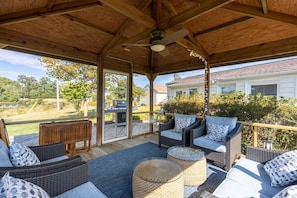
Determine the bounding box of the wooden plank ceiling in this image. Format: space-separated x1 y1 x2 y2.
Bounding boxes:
1 0 297 76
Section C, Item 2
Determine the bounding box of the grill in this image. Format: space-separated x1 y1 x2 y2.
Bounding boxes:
112 100 127 124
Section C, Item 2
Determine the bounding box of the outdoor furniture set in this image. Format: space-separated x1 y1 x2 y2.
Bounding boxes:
133 146 207 197
159 113 243 171
160 114 297 197
0 118 107 197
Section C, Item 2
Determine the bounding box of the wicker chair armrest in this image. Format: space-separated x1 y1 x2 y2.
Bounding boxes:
29 142 65 161
246 146 283 163
182 118 202 132
25 161 89 197
225 123 243 170
159 119 174 131
226 123 242 139
191 122 206 139
0 155 82 179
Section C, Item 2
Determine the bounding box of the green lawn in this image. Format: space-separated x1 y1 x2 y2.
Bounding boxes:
3 105 162 136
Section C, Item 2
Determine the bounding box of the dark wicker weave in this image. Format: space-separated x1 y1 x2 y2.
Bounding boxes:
0 155 82 179
29 142 65 161
246 145 283 163
159 118 201 147
25 161 89 197
190 122 243 171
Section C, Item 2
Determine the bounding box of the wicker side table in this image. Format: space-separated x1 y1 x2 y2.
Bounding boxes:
167 146 207 186
133 158 184 198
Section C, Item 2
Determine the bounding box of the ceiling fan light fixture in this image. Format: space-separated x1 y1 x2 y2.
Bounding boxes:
150 43 165 52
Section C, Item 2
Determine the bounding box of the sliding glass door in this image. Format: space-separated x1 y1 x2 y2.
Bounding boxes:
103 70 129 143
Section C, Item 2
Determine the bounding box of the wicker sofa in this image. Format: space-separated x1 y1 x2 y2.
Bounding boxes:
211 146 297 198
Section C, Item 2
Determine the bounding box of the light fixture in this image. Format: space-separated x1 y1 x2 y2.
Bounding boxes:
150 42 165 52
150 29 166 52
263 137 273 150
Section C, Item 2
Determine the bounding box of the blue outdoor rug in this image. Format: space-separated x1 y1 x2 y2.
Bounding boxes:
87 142 226 198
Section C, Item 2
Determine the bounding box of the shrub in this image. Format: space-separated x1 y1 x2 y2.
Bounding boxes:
161 91 296 151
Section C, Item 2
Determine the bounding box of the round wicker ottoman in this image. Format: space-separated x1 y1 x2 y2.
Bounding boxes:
132 158 184 198
167 146 207 186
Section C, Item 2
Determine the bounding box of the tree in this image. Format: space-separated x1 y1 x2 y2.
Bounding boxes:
38 77 56 98
39 57 97 113
17 75 38 99
60 82 90 111
0 77 21 102
133 84 146 106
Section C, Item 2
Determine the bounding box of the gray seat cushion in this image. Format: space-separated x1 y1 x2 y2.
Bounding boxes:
41 155 69 164
54 182 107 198
193 136 226 153
214 158 284 197
160 129 182 141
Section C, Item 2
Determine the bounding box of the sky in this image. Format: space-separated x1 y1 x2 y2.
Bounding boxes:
0 49 295 87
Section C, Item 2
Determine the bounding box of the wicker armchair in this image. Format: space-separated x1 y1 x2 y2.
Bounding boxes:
0 118 68 163
0 157 106 197
159 117 201 147
190 121 243 171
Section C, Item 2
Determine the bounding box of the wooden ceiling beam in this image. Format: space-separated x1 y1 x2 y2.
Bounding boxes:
62 14 115 36
153 58 205 74
0 28 97 64
162 0 209 60
0 0 101 25
223 2 297 26
101 0 152 55
210 36 297 66
99 0 156 29
165 0 233 28
193 16 251 37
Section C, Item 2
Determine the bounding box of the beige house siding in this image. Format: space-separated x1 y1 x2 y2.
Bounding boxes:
166 58 297 100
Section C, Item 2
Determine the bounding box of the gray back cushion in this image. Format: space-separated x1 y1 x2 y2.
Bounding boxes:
0 139 12 167
205 115 237 133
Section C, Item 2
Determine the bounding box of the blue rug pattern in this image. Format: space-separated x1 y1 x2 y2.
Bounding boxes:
87 142 167 198
87 142 226 198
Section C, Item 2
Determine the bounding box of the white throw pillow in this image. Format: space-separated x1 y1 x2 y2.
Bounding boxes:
174 117 192 133
272 185 297 198
0 172 50 198
9 142 40 167
264 150 297 187
205 123 229 142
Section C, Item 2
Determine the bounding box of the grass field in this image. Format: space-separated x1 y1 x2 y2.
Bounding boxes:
2 104 162 136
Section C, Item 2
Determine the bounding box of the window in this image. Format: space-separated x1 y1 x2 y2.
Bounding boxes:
189 88 197 96
251 84 277 96
176 91 182 98
221 86 235 94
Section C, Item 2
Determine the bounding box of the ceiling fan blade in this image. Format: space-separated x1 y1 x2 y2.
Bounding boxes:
159 48 169 57
122 43 151 47
161 28 189 45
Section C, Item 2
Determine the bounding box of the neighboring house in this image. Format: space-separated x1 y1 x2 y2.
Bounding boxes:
166 58 297 99
140 85 167 105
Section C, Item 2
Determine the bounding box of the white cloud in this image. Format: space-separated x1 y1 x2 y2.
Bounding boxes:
0 50 44 71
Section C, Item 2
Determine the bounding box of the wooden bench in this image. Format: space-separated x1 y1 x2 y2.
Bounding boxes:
39 120 92 156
